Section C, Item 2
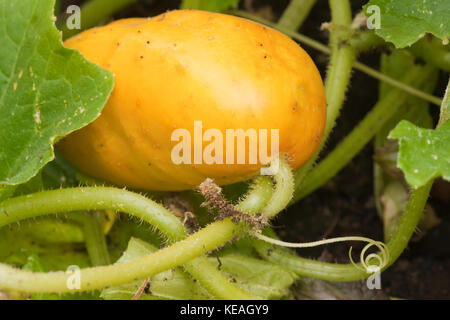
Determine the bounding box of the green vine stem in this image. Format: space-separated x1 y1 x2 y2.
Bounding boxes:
294 64 436 201
0 218 240 292
292 0 355 200
254 238 367 281
232 10 442 107
0 180 271 298
0 162 284 293
0 187 187 242
235 177 274 214
60 0 139 39
259 156 295 219
350 30 387 52
386 181 434 264
75 172 272 299
322 0 355 140
0 205 265 295
277 0 317 31
69 212 111 266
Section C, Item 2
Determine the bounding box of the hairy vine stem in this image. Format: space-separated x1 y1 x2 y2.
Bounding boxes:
260 156 295 219
292 0 355 201
349 30 387 52
0 159 287 294
0 187 187 242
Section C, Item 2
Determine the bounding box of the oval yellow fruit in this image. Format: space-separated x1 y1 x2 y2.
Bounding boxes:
57 10 326 191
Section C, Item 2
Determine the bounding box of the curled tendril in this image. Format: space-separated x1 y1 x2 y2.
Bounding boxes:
349 240 389 274
252 232 390 274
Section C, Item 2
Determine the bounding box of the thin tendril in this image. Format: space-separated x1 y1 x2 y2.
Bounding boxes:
252 232 389 274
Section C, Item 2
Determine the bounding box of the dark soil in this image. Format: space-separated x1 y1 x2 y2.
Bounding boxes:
59 0 450 299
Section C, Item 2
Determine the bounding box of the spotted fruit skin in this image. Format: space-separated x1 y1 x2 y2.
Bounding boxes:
57 10 326 191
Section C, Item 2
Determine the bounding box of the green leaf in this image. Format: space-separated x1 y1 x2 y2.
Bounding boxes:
389 120 450 187
180 0 240 12
0 0 114 186
365 0 450 48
